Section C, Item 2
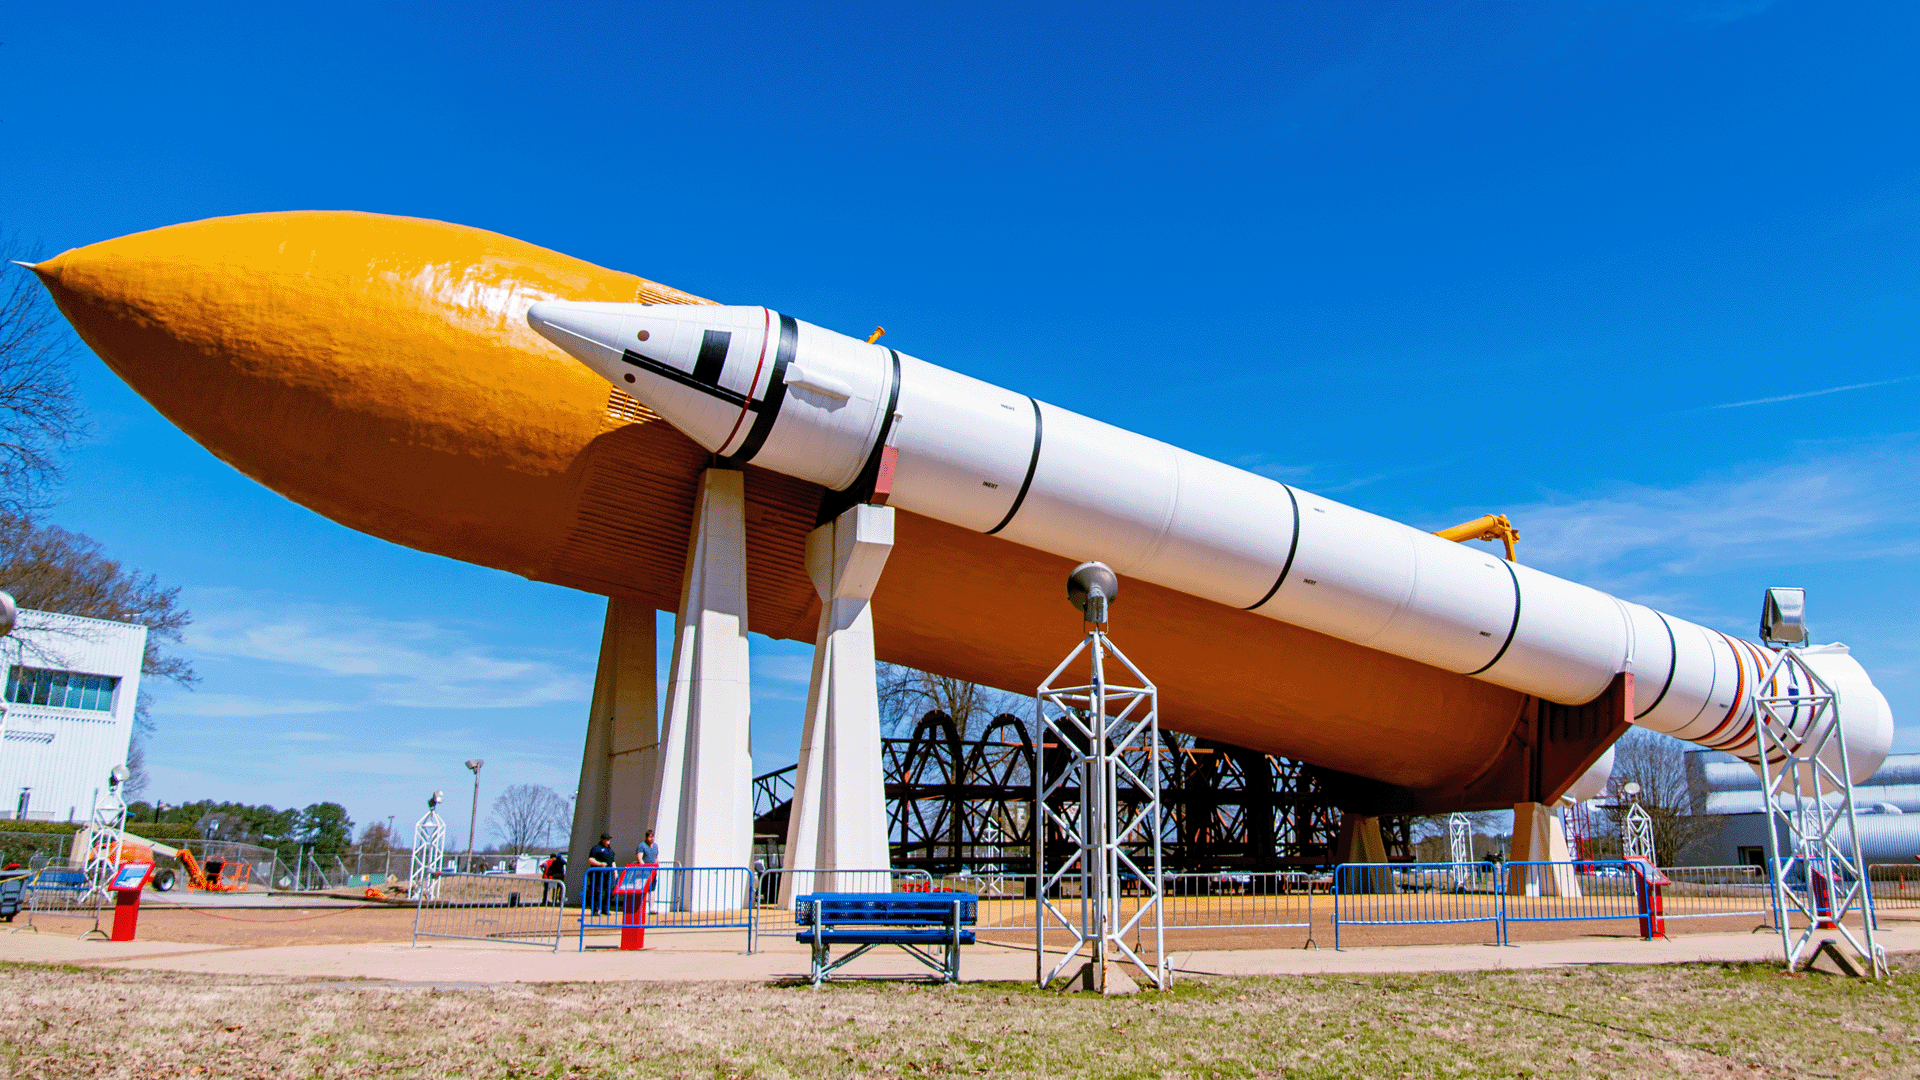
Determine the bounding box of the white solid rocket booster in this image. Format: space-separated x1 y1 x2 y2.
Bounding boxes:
527 301 1895 781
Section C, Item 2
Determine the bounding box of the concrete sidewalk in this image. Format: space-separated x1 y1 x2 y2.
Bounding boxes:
3 923 1910 985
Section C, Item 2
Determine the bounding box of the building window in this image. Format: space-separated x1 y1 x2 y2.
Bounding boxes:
4 667 119 713
1738 846 1765 869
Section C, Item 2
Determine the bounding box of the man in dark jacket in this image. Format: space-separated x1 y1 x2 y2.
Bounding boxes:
586 832 618 915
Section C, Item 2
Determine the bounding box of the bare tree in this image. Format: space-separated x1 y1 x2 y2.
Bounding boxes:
122 738 150 801
0 515 197 736
487 783 570 856
355 820 395 855
1606 728 1719 863
877 663 1026 738
0 247 83 515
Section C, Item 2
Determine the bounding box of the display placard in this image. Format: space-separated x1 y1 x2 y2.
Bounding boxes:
111 862 155 891
612 865 658 896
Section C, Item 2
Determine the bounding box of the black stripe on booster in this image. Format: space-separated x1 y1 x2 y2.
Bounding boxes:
622 348 752 408
1243 485 1302 611
691 329 732 387
815 349 905 525
1634 612 1680 720
1467 560 1523 677
723 315 797 466
986 397 1043 536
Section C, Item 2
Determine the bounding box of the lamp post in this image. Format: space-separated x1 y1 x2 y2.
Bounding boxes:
464 758 484 872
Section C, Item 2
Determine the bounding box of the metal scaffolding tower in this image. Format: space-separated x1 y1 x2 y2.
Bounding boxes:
410 791 448 900
1750 587 1885 977
1753 649 1885 976
1036 563 1167 992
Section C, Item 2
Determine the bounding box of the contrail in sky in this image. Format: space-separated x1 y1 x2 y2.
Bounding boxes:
1713 374 1919 409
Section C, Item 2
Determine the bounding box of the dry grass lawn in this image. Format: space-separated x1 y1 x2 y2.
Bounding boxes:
3 954 1918 1078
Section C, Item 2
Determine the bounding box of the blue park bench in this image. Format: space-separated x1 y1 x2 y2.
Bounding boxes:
794 892 978 986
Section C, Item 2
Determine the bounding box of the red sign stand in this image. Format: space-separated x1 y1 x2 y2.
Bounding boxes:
107 862 156 942
613 864 658 951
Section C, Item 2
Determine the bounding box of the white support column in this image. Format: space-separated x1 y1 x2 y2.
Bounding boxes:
566 598 659 900
652 468 754 877
1508 801 1579 897
782 503 894 898
1546 806 1582 898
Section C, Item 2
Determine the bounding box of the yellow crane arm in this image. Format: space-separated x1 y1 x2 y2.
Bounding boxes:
1434 513 1520 562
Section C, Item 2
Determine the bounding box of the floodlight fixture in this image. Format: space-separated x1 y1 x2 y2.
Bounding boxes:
0 591 15 639
109 764 130 787
465 758 485 773
1066 561 1119 624
1759 587 1807 647
429 790 444 808
1622 781 1642 800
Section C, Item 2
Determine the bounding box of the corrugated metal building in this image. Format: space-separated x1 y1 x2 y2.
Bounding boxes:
0 609 148 823
1680 749 1920 867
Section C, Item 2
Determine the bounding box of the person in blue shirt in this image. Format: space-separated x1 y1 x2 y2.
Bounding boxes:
637 829 659 865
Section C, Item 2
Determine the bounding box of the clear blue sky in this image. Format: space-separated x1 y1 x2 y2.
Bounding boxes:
4 2 1916 847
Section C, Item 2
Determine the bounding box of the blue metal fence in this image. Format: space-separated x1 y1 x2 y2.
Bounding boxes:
1497 861 1646 941
577 865 756 951
1331 862 1503 949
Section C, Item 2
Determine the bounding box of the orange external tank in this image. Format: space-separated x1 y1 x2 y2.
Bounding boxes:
30 212 1538 802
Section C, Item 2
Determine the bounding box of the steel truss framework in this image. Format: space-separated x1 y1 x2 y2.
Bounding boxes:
1035 627 1167 992
410 807 447 898
1622 803 1655 863
753 716 1413 875
1752 646 1887 977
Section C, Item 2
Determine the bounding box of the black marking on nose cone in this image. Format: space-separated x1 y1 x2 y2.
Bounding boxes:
692 330 732 386
621 348 754 409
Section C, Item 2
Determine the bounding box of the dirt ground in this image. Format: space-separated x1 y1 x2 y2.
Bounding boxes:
2 953 1917 1078
18 900 1904 951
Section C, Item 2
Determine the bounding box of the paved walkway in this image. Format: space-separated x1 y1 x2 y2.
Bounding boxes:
3 922 1910 985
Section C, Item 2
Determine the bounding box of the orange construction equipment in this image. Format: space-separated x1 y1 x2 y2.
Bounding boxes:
77 827 253 892
174 847 252 893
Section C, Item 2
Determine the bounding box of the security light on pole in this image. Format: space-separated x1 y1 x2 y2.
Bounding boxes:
464 759 484 870
1759 587 1807 647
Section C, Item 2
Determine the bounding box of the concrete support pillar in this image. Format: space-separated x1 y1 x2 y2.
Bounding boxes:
1334 812 1390 893
566 598 658 901
1506 801 1579 897
782 503 894 899
652 469 755 878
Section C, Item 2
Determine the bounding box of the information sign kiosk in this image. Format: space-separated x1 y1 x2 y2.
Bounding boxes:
612 864 659 950
1626 856 1671 940
109 862 156 942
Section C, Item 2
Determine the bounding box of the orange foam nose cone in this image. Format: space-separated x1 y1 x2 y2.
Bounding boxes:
33 211 712 578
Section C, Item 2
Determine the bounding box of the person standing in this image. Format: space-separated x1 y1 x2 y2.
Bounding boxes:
636 829 659 866
586 832 618 915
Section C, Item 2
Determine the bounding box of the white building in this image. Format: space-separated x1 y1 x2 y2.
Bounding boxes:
0 609 147 823
1679 749 1920 867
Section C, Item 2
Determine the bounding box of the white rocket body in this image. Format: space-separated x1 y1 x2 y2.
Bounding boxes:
527 301 1895 783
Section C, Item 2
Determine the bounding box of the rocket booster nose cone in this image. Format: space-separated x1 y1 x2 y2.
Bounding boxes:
525 300 627 369
528 300 778 456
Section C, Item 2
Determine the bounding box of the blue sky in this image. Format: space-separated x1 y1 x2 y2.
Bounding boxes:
4 2 1917 846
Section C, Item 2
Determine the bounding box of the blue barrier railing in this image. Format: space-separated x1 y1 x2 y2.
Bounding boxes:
1332 860 1667 948
577 866 756 952
1331 863 1502 950
1498 861 1647 941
